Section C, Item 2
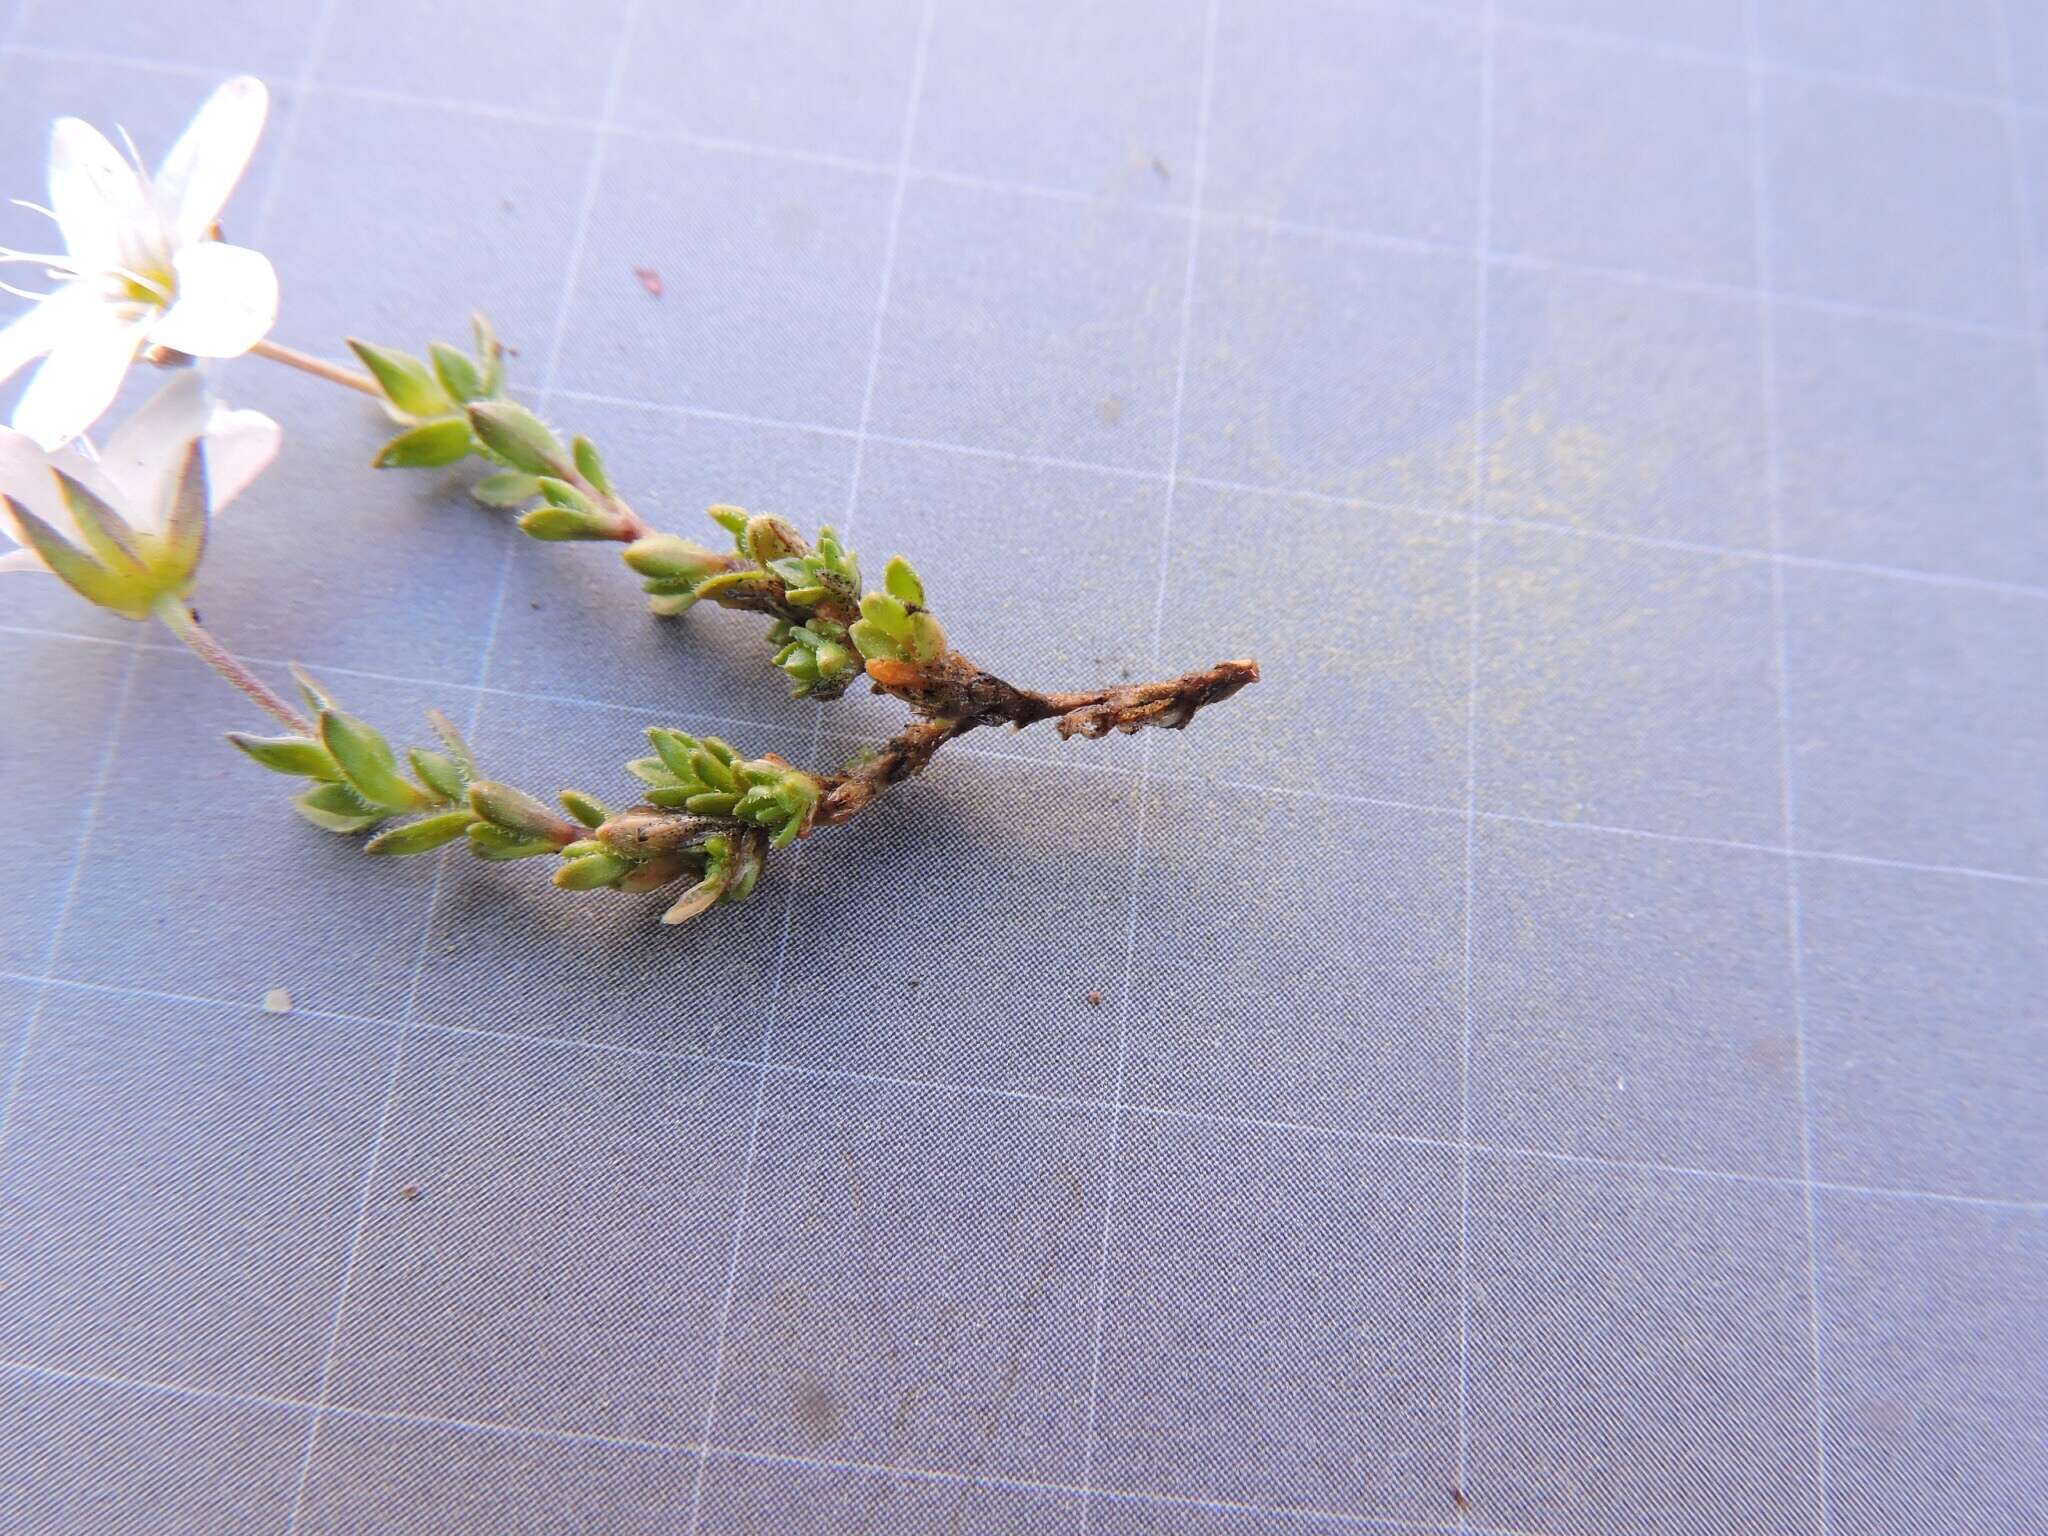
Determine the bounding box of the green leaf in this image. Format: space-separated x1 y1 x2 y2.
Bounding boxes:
706 503 749 542
228 732 342 779
518 504 616 541
647 728 698 781
553 850 633 890
907 610 949 662
290 664 337 714
292 781 386 834
2 498 149 617
347 339 451 419
744 514 804 565
424 708 479 779
700 737 739 765
472 311 504 396
847 618 902 661
622 534 725 581
693 569 774 600
467 780 570 841
428 340 485 403
683 790 739 815
408 747 467 803
465 822 555 861
365 809 474 856
471 470 542 508
643 785 696 810
571 436 610 495
373 416 474 469
689 748 735 793
320 709 428 811
466 400 569 477
883 555 925 607
625 755 677 786
559 789 610 828
858 591 912 641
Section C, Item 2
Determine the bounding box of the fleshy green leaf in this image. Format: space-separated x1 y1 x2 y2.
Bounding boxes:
560 789 611 827
425 708 479 779
466 401 569 477
847 618 902 661
290 664 337 714
292 781 386 834
571 436 610 495
518 504 615 541
858 591 912 641
467 780 570 841
228 732 342 780
320 709 428 811
428 340 485 403
465 822 555 860
706 504 749 542
883 555 924 607
553 850 633 890
472 470 542 508
347 339 451 419
373 416 474 469
365 809 475 856
408 747 467 803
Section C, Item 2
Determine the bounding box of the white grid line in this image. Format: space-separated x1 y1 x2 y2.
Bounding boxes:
0 1355 1574 1536
1076 5 1221 1525
1453 3 1497 1520
1990 0 2048 545
6 618 2044 893
273 3 645 1524
1743 9 1837 1533
9 964 2042 1219
678 6 936 1527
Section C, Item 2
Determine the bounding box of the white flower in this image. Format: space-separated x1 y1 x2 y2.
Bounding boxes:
0 371 280 606
0 76 277 450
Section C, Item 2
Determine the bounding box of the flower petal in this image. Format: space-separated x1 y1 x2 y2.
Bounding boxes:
200 404 282 513
148 242 276 358
98 369 208 523
48 116 151 271
154 76 269 246
0 424 74 547
0 288 81 387
9 307 146 449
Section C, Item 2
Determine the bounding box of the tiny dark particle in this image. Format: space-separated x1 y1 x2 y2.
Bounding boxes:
400 1185 421 1203
1151 156 1170 181
907 978 921 990
634 266 664 298
1087 991 1103 1007
1451 1487 1470 1515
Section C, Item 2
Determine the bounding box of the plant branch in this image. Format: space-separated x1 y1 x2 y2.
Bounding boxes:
156 599 314 734
249 337 383 398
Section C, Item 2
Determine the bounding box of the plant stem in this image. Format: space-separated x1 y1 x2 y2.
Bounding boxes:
250 337 382 398
155 600 313 735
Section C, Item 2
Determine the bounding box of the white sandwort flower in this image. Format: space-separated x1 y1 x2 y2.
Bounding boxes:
0 77 277 450
0 371 280 611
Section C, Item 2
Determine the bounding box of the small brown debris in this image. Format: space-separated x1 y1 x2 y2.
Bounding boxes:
634 266 664 298
261 987 292 1014
1086 991 1103 1007
400 1185 421 1203
1451 1487 1470 1515
907 978 921 990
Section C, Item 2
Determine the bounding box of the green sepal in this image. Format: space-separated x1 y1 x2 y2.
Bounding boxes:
408 747 467 803
428 341 485 403
2 498 151 618
472 470 542 508
290 664 338 714
292 781 386 834
560 789 610 827
365 809 475 856
228 732 342 780
373 416 474 469
320 708 429 811
883 554 925 607
53 472 143 574
347 339 451 420
466 400 569 477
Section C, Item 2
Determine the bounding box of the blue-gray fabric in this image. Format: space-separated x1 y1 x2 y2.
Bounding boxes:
0 1 2043 1533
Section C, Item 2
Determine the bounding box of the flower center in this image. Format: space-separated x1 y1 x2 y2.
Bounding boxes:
121 265 175 306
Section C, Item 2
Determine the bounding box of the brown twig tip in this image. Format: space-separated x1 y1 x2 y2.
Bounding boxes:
1046 657 1261 739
